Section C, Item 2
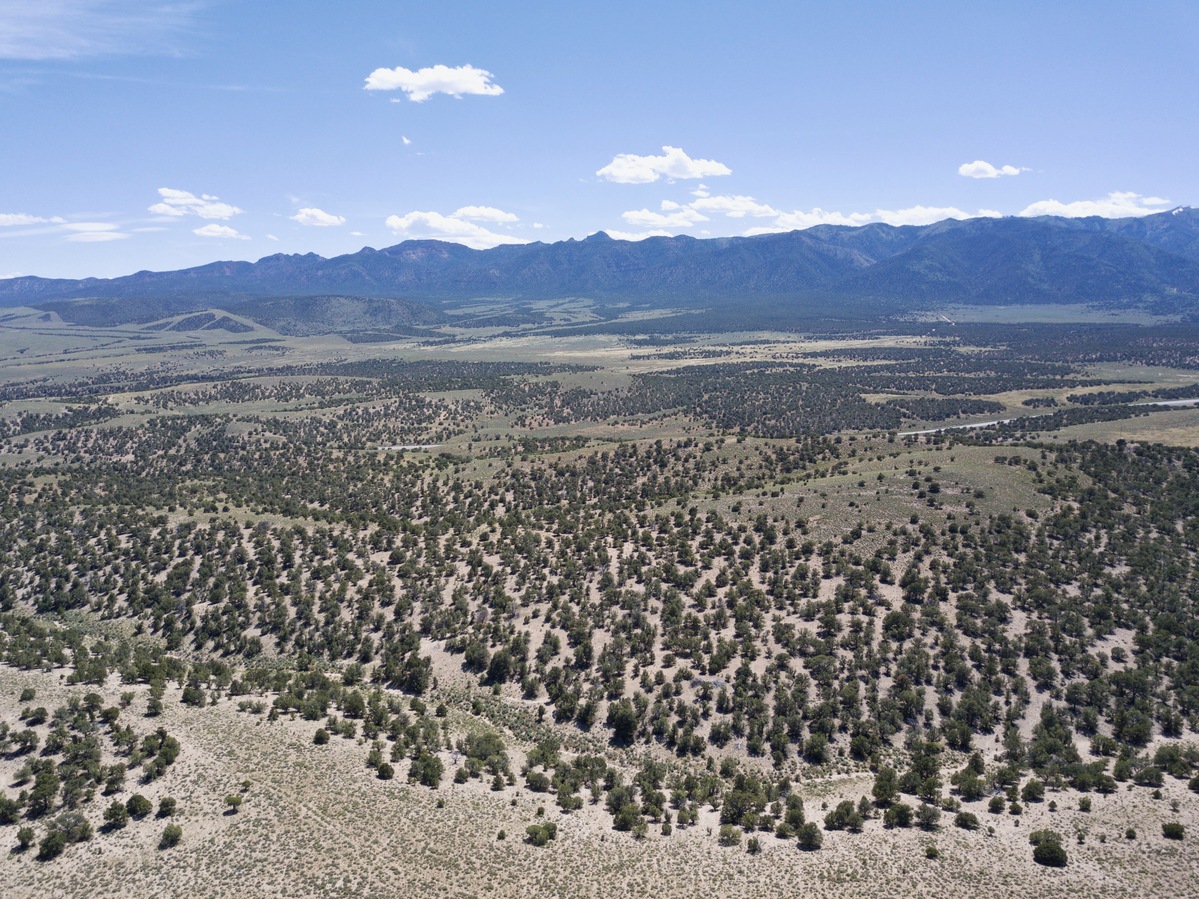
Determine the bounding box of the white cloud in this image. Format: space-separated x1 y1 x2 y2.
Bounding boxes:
605 229 674 241
618 190 1009 241
291 207 346 227
364 64 504 102
60 221 130 242
0 1 197 61
959 160 1024 179
0 212 65 226
193 223 249 240
65 230 129 243
266 233 279 241
873 205 1002 226
61 222 119 232
621 207 708 229
691 195 779 219
748 208 874 232
452 205 519 223
596 146 732 184
402 135 412 146
384 211 528 249
1018 191 1171 219
150 188 242 220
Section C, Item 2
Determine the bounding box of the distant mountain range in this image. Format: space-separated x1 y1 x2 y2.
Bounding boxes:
2 208 1198 331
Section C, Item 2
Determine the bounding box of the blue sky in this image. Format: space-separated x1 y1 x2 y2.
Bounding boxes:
1 1 1196 279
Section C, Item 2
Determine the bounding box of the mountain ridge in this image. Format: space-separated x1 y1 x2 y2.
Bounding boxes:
3 208 1198 328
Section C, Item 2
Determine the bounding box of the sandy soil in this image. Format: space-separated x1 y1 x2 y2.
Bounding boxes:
2 665 1198 899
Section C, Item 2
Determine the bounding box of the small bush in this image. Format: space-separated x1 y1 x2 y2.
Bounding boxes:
796 822 823 851
159 823 183 849
954 811 980 831
1163 822 1185 840
1021 780 1045 803
1033 840 1068 867
104 800 130 830
37 830 67 861
126 794 153 819
525 822 558 847
884 803 913 828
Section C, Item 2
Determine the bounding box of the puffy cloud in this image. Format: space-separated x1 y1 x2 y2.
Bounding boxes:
291 207 346 227
452 205 519 223
597 146 732 184
620 191 1008 240
0 212 65 226
621 206 708 228
384 210 527 249
150 188 242 220
1018 191 1171 219
873 205 1001 226
193 223 249 239
749 204 1002 233
604 229 674 241
364 64 503 102
691 195 779 219
748 208 874 232
959 160 1024 179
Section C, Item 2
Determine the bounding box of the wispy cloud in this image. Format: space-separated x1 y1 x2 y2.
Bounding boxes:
0 1 201 61
364 64 503 102
597 146 731 184
0 212 66 226
61 221 130 242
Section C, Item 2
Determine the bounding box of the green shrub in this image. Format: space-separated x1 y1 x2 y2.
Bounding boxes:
796 822 823 851
159 823 183 849
1033 840 1068 867
126 794 152 818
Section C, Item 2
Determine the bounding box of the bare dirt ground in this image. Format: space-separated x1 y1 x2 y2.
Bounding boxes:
3 666 1197 899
